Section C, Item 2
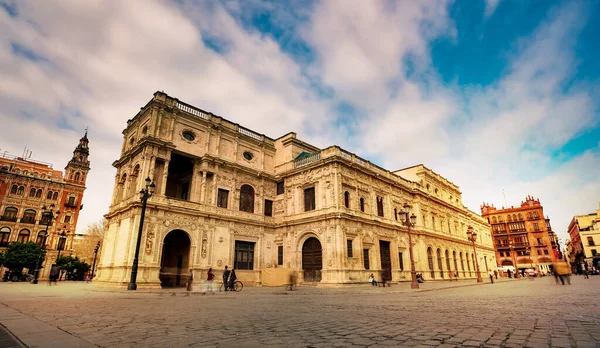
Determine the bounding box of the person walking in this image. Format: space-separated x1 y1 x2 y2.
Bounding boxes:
203 268 215 295
222 266 230 291
488 270 494 283
49 265 59 286
228 268 237 291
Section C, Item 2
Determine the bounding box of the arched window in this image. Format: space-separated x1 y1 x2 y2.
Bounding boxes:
460 252 465 275
466 253 471 275
359 197 365 212
47 191 53 200
518 213 523 221
0 227 10 247
22 209 36 224
437 249 444 278
52 192 58 200
17 186 24 195
492 217 497 224
2 207 18 221
507 215 512 222
29 187 36 197
36 230 47 246
533 211 539 219
74 172 80 181
498 216 504 222
527 212 533 219
133 164 140 176
17 229 30 243
512 214 517 221
239 184 255 213
427 247 435 279
10 185 18 194
445 250 451 275
472 253 476 276
36 189 43 198
453 251 458 273
344 191 350 208
432 216 436 230
376 196 384 217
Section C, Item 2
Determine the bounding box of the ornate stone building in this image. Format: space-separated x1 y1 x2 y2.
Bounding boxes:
566 204 600 272
481 196 560 275
96 92 496 288
0 132 90 279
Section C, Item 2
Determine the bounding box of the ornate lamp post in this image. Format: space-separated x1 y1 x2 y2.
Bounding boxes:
32 204 60 284
399 203 419 289
466 226 483 283
128 177 155 290
509 240 519 278
91 241 100 282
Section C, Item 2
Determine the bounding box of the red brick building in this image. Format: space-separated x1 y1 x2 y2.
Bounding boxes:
0 131 90 279
481 196 560 275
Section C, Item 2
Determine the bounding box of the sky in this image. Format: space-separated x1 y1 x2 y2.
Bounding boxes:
1 0 599 247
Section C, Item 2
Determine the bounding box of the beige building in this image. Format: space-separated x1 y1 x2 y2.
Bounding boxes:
96 92 496 288
567 204 600 271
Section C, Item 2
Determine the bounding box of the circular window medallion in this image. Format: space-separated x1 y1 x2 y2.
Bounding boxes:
182 131 195 142
243 151 254 161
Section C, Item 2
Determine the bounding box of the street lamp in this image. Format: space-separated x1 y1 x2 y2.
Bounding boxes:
509 240 519 278
128 177 156 290
91 241 100 282
466 226 483 283
32 204 60 284
399 203 419 289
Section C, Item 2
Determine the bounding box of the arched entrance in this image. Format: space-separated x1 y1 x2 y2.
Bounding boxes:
160 230 191 287
302 237 322 282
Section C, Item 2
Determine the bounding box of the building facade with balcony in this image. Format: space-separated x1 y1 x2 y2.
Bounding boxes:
0 132 90 279
567 205 600 272
481 196 560 274
96 92 497 288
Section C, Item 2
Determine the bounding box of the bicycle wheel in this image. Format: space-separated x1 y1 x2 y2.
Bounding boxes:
233 281 243 292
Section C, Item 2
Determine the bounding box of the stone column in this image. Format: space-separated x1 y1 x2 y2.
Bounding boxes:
190 159 201 202
200 171 207 203
160 160 170 196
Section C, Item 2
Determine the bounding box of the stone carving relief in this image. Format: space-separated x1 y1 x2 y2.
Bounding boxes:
201 231 208 258
145 224 155 255
217 260 222 267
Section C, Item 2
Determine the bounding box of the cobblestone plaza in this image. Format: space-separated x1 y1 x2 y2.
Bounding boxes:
1 277 599 347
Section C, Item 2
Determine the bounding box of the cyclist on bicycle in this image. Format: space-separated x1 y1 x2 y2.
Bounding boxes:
223 266 230 291
228 269 237 290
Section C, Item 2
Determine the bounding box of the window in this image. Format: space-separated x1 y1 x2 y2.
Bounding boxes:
64 216 72 224
432 216 436 230
264 200 273 216
527 212 533 219
0 227 10 247
234 241 255 270
507 215 512 222
492 217 497 224
518 213 523 221
22 209 36 224
17 229 30 243
277 245 283 265
36 231 47 246
276 181 285 195
47 191 53 200
359 197 365 212
363 249 370 270
344 191 350 208
533 222 539 231
239 185 255 213
243 152 254 161
35 189 42 198
67 196 76 206
512 214 517 221
537 250 542 255
587 237 595 246
347 239 353 257
17 186 24 195
376 197 384 217
52 192 58 200
304 187 315 211
29 187 36 197
498 216 504 222
398 252 404 271
74 172 80 181
544 249 549 255
592 249 598 256
217 189 229 208
10 185 17 194
182 131 195 141
533 211 539 219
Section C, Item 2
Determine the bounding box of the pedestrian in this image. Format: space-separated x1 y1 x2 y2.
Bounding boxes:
583 265 589 279
553 262 571 285
494 270 498 279
454 271 458 280
368 273 377 286
49 265 59 286
222 266 230 291
228 268 237 291
488 270 494 283
203 268 215 295
186 269 194 291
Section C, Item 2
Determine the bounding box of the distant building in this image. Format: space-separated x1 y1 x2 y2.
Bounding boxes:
481 196 559 274
567 204 600 271
97 92 496 288
0 132 90 279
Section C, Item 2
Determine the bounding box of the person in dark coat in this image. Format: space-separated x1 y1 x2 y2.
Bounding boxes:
222 266 230 291
228 269 237 290
49 265 59 285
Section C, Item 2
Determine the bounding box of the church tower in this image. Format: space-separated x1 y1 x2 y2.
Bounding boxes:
65 129 91 185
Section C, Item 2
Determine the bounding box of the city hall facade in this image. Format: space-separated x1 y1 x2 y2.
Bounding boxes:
96 92 496 288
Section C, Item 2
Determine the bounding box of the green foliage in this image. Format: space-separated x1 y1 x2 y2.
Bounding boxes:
3 242 44 273
56 255 91 280
0 251 4 267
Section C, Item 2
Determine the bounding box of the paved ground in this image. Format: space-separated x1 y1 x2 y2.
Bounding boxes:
0 276 599 348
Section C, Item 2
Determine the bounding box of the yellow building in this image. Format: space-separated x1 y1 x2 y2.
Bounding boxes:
96 92 496 288
567 204 600 271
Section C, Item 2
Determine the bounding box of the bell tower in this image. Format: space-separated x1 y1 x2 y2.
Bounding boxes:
65 129 91 185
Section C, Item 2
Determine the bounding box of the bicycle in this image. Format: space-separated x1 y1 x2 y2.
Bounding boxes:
219 280 243 292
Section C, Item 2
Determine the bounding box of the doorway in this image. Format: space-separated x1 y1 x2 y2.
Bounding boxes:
160 230 191 287
379 241 392 282
302 237 322 282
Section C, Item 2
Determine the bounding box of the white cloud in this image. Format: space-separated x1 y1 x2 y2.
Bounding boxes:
484 0 500 18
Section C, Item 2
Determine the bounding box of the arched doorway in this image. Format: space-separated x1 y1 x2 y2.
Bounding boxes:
160 230 191 287
302 237 322 282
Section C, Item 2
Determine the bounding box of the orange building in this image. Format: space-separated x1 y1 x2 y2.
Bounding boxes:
480 196 560 275
0 131 90 279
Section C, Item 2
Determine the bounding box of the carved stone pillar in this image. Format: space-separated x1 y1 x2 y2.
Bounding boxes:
190 159 201 202
200 171 207 203
160 160 170 196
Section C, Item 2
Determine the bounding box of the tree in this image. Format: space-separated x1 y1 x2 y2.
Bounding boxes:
0 251 5 267
73 218 106 264
3 242 45 274
57 255 91 280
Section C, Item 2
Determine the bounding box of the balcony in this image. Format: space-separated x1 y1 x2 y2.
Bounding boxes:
64 202 79 209
20 216 36 224
496 245 510 250
0 216 17 222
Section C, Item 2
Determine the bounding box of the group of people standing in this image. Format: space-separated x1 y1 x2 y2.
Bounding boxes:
188 266 237 294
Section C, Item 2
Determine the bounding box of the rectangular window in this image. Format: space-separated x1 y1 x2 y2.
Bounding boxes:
0 232 10 247
234 241 255 270
304 187 315 211
64 216 71 223
277 245 283 265
543 249 549 255
533 222 539 231
592 249 597 256
264 200 273 216
217 189 229 208
376 197 384 217
587 237 595 246
537 250 542 255
276 181 285 195
347 239 353 257
363 249 370 270
398 252 404 271
67 196 76 205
